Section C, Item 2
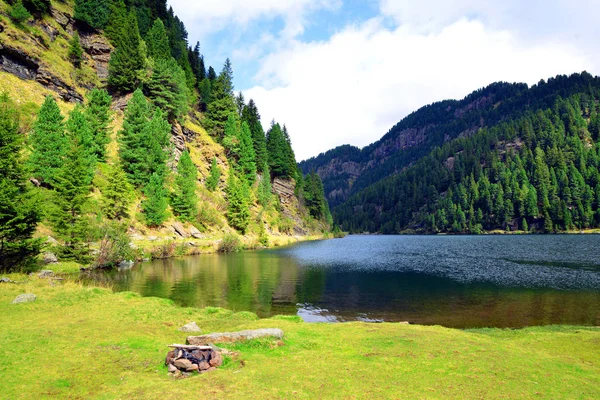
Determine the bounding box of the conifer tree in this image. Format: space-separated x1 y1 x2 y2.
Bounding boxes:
66 105 96 185
9 0 32 24
205 59 237 136
171 150 197 222
144 57 189 120
226 172 250 233
145 19 171 61
0 94 41 270
266 122 295 178
28 96 68 187
50 139 92 262
238 121 256 183
104 0 127 46
242 99 268 173
257 164 272 207
68 32 84 68
101 163 133 220
108 11 146 92
142 172 168 227
205 157 220 192
143 108 171 179
74 0 109 30
84 89 112 161
119 89 150 185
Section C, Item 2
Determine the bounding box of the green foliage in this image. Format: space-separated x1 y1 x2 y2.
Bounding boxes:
84 89 112 161
101 164 133 220
142 172 168 227
226 172 251 234
49 139 93 263
303 172 330 222
171 150 197 222
66 105 96 185
22 0 50 15
205 157 221 192
266 122 296 179
108 12 146 92
218 232 243 252
0 94 41 270
9 0 32 24
104 0 127 45
68 32 84 68
118 90 170 187
145 19 170 61
94 221 133 267
144 57 189 120
28 96 68 187
242 99 268 173
238 121 257 183
257 165 272 207
204 59 237 136
74 0 110 30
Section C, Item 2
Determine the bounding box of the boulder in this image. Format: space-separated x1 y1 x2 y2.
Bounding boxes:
38 270 54 278
197 361 210 371
173 358 193 370
0 277 13 283
187 328 284 345
46 236 58 246
209 351 223 367
43 252 58 264
179 322 202 333
172 222 189 238
189 226 203 239
12 294 36 304
118 260 134 269
167 363 177 373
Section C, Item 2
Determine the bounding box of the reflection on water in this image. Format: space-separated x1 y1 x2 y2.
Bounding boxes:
94 235 600 328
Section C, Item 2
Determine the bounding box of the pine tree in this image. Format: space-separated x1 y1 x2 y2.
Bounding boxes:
0 94 41 270
145 19 171 61
119 89 150 185
242 99 268 173
266 122 295 178
204 59 237 136
104 0 127 46
66 105 96 185
238 121 256 183
68 32 84 68
144 57 189 120
171 150 197 222
257 164 272 207
142 172 168 227
101 163 133 220
205 157 220 192
28 96 68 187
226 172 250 233
143 108 171 180
50 139 92 262
84 89 112 161
108 11 146 92
74 0 109 30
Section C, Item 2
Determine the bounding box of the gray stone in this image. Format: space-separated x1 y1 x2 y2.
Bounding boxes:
38 270 54 278
187 328 284 345
12 294 36 304
147 236 158 241
172 222 189 238
0 277 13 283
189 226 203 239
43 252 58 264
118 260 134 269
46 236 58 246
179 321 202 333
167 364 177 373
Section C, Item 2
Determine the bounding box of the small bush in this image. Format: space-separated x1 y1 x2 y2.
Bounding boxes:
10 0 32 24
197 205 222 229
94 222 133 268
218 233 242 253
150 241 176 259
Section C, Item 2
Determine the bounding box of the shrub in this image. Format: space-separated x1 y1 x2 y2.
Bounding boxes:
218 233 242 253
10 0 32 24
94 222 133 268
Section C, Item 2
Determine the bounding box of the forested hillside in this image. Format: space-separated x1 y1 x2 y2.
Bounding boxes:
326 73 600 233
0 0 331 270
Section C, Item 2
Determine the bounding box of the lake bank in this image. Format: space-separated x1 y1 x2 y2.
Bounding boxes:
1 275 599 399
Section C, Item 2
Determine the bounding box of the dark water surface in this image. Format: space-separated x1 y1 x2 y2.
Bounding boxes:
98 235 600 328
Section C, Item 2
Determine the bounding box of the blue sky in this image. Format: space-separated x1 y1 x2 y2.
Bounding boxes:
169 0 599 161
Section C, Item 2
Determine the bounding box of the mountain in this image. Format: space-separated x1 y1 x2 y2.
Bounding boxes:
300 72 600 233
0 0 331 270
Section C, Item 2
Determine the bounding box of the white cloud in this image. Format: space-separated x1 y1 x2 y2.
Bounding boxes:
244 17 592 161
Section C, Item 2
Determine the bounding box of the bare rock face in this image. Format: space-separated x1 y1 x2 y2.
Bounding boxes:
189 226 203 239
111 93 133 111
38 270 54 279
170 122 186 170
79 33 112 81
36 68 83 102
0 46 39 80
272 178 295 206
51 8 72 30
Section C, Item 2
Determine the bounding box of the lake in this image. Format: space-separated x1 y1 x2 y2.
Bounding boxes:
95 235 600 328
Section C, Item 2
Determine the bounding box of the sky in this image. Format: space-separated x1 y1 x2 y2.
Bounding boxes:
168 0 600 161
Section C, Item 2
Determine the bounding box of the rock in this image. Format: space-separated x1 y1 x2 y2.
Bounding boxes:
0 277 13 283
12 294 36 304
167 363 177 373
165 350 176 365
173 358 193 370
29 178 41 187
111 93 132 111
43 252 58 264
0 46 39 80
35 69 83 103
209 352 223 367
189 226 203 239
79 32 112 81
118 260 134 269
37 270 54 278
172 222 189 238
197 361 210 371
186 364 199 372
179 322 202 333
51 8 71 28
46 236 58 246
147 236 158 241
207 367 217 372
187 328 284 345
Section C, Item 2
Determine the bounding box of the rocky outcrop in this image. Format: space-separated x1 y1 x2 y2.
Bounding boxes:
272 178 295 206
80 33 112 81
170 122 187 169
36 68 83 102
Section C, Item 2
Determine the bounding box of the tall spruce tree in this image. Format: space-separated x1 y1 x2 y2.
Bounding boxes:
226 172 250 233
68 32 84 68
28 96 68 186
144 57 189 120
108 11 146 92
238 121 256 184
205 157 220 192
84 89 112 161
205 59 237 137
74 0 109 30
50 138 92 262
171 150 197 221
257 164 272 207
142 172 168 226
66 105 96 185
104 0 127 45
0 94 41 270
266 122 295 179
101 163 133 220
242 99 268 173
145 19 171 61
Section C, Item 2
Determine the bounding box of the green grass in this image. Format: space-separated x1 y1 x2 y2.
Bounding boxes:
0 277 598 399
